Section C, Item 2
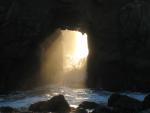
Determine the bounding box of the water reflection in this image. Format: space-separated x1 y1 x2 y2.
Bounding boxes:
0 85 147 110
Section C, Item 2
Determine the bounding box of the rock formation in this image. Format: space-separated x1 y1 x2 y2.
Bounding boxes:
0 0 150 92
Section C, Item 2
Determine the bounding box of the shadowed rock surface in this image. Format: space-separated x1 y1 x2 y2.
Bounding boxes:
1 94 150 113
108 93 143 113
1 0 150 93
139 109 150 113
143 94 150 109
91 106 113 113
74 108 87 113
29 94 70 113
0 106 19 113
78 101 100 109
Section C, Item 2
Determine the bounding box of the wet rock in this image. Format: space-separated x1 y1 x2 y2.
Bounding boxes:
74 108 87 113
78 101 100 109
29 101 49 112
92 106 113 113
108 93 122 107
29 94 71 113
143 94 150 109
48 94 71 113
108 93 143 113
0 106 19 113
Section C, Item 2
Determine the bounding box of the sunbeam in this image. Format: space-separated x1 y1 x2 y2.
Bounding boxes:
40 29 89 87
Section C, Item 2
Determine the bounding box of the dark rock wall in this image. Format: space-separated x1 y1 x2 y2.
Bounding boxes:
87 0 150 91
0 0 150 93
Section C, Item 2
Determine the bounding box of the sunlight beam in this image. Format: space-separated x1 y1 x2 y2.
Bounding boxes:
40 29 89 88
62 30 89 71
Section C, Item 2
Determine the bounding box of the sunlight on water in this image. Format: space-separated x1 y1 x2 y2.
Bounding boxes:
0 85 147 110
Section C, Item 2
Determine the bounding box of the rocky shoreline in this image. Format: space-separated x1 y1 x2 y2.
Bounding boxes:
0 93 150 113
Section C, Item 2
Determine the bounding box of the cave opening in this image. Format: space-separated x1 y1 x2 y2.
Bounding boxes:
40 29 89 88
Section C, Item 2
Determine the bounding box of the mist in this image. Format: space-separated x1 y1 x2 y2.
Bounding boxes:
40 29 89 88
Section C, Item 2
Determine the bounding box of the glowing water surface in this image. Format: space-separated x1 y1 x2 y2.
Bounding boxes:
0 85 147 110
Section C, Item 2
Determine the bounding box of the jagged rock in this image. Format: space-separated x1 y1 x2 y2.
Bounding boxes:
78 101 100 109
0 106 19 113
29 94 70 113
108 93 143 113
143 94 150 109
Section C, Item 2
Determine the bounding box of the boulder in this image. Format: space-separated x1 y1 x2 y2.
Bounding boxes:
143 94 150 109
29 94 71 113
78 101 100 109
108 93 143 113
0 106 19 113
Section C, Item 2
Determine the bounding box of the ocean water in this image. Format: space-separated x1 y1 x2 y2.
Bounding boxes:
0 85 148 110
